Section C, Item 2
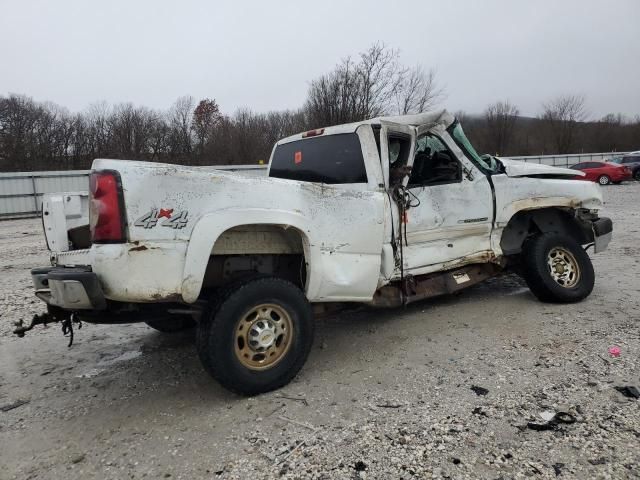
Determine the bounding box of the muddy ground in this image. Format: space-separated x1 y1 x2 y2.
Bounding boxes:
1 183 639 480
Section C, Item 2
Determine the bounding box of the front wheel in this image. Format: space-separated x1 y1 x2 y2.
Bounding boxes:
521 233 595 303
197 276 314 395
597 175 611 185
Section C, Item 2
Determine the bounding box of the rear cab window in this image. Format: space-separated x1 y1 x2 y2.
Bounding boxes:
269 133 367 184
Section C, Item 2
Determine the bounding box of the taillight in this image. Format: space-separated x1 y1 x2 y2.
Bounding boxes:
89 170 126 243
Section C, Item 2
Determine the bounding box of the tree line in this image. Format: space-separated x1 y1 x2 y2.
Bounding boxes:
1 44 638 172
462 96 640 158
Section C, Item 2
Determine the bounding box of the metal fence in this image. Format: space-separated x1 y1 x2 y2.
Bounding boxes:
0 170 89 219
508 151 628 168
0 165 267 219
0 152 630 219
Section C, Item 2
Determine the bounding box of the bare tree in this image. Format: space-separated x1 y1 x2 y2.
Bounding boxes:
357 44 402 117
305 43 442 127
395 66 444 115
305 56 365 127
168 95 195 158
540 95 587 154
84 101 111 159
484 100 520 155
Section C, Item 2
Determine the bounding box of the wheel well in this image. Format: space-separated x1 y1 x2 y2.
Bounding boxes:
500 208 593 255
201 225 308 293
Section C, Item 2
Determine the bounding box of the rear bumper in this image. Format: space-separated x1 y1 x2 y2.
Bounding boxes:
32 266 107 310
592 217 612 253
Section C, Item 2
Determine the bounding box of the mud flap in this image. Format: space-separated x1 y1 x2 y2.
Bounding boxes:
592 217 613 253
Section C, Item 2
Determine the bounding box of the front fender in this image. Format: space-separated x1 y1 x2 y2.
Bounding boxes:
181 208 316 303
493 176 603 227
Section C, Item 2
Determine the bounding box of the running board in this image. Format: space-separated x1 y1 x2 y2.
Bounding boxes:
370 263 504 308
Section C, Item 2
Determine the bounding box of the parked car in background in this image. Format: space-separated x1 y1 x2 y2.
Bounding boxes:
609 152 640 180
570 161 632 185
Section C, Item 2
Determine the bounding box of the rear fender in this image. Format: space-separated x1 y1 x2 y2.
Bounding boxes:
181 208 314 303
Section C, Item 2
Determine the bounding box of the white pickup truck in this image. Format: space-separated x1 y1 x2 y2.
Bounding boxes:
21 110 612 395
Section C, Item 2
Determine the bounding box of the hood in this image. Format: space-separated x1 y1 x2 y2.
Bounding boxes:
497 157 585 178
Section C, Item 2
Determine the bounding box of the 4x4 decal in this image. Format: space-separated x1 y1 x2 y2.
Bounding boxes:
134 208 189 229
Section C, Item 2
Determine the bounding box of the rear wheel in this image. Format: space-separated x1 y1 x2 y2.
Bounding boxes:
521 233 595 303
145 315 195 333
597 175 611 185
634 169 640 181
197 276 314 395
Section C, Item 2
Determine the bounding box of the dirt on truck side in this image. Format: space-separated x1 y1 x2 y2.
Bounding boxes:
1 183 639 479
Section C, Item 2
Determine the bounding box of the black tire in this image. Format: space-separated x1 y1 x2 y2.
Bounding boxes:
196 276 314 396
597 175 610 186
634 169 640 181
145 315 195 333
521 233 595 303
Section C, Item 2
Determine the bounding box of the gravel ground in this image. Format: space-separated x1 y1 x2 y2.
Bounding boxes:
1 183 639 480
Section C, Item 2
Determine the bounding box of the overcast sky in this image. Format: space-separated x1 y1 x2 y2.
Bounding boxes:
1 0 639 119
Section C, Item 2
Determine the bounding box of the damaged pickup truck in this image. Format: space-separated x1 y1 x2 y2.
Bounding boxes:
21 110 612 395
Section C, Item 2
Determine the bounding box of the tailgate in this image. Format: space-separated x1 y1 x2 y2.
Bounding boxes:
42 192 90 252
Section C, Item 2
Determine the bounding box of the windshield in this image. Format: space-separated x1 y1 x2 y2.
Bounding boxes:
447 121 500 174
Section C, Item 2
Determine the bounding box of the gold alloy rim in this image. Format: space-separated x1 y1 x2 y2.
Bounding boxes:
547 247 581 288
233 303 293 370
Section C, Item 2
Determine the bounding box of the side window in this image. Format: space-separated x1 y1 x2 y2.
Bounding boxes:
269 133 367 184
408 134 461 187
624 156 639 163
571 163 585 170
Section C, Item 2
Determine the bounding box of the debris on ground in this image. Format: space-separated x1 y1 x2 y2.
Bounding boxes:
552 463 565 476
354 460 367 471
614 385 640 399
608 346 621 357
470 385 489 396
526 411 576 431
0 399 29 412
539 410 556 422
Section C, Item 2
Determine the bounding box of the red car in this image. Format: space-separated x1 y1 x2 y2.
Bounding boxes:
570 161 632 185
